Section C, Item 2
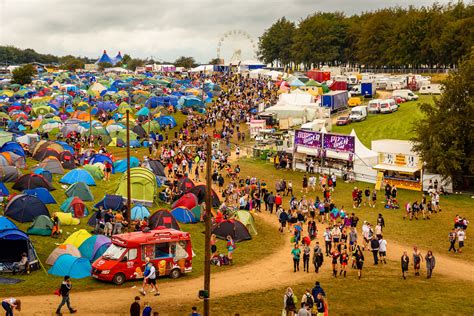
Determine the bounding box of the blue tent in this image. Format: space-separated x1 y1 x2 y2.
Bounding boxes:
60 169 96 186
157 116 177 128
78 235 111 262
136 107 150 117
56 141 75 154
171 207 197 224
48 254 91 279
24 188 57 204
97 101 118 112
89 154 114 173
0 228 38 268
131 204 150 220
0 216 16 230
5 194 49 223
0 182 9 196
113 157 139 173
94 194 124 211
178 95 203 108
0 141 25 157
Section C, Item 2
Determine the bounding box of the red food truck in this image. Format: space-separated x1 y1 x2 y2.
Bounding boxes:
92 228 193 285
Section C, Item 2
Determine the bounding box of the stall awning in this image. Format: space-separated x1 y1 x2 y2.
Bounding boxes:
373 164 421 174
296 146 319 156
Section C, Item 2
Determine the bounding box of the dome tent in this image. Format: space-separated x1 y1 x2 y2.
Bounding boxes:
211 219 252 242
171 207 197 224
172 193 198 210
12 173 55 191
62 229 91 248
113 157 139 173
60 196 89 218
65 182 94 201
0 216 16 230
60 169 96 186
0 182 9 196
131 204 150 220
33 168 53 182
46 244 81 265
94 194 124 211
115 167 157 206
235 210 258 235
38 156 64 174
54 212 80 226
0 166 22 182
48 254 92 279
0 228 39 271
78 235 111 262
27 215 54 236
149 209 180 230
5 194 49 222
23 187 57 204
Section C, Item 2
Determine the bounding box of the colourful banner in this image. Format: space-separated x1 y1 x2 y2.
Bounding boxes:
294 130 322 148
323 134 355 153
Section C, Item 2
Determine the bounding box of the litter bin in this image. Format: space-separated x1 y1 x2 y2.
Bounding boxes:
260 149 269 160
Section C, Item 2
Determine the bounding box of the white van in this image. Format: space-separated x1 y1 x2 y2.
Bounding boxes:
419 84 442 95
349 106 368 122
368 99 382 113
380 99 398 113
392 89 419 101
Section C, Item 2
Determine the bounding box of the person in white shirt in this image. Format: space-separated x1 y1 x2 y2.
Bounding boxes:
362 222 370 250
378 237 387 264
309 176 316 192
457 229 465 253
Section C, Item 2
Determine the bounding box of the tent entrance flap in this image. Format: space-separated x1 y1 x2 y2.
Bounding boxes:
0 239 28 263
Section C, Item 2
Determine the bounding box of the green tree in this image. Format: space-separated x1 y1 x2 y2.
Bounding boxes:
258 17 295 66
127 58 145 71
412 51 474 187
208 58 221 65
174 56 196 69
11 64 36 84
60 58 85 71
120 54 132 66
97 62 113 71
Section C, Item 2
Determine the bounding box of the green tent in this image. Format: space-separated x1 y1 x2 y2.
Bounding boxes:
65 182 94 201
191 205 202 221
235 211 258 235
27 215 53 236
83 164 104 180
115 167 157 206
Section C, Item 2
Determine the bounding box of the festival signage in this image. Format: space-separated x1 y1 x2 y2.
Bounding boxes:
323 134 355 153
294 130 322 148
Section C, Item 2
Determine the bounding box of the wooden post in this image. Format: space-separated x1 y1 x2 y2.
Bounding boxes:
126 110 131 229
203 137 212 315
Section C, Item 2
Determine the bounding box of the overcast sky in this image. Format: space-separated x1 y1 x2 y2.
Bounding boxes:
0 0 453 64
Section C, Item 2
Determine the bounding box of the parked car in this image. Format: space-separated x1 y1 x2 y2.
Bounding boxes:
368 99 382 113
393 96 406 104
336 116 351 126
348 97 362 107
380 99 398 113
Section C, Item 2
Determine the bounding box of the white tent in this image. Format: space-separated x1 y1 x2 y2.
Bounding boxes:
351 130 378 183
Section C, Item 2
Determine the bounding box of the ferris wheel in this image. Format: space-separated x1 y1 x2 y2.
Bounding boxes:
216 30 258 62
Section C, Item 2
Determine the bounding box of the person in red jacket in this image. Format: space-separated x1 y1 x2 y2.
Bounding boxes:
275 193 283 210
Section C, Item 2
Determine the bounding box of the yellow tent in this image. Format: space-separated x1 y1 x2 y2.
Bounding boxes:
62 229 91 248
55 212 80 226
89 82 107 95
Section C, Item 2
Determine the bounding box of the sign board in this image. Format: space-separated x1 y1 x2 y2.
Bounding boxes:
294 130 323 149
323 134 355 153
249 120 266 138
381 153 418 167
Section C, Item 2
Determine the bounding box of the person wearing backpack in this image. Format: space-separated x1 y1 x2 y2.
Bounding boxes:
300 289 314 309
283 287 297 316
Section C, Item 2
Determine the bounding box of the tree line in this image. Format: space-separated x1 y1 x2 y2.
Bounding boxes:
258 2 473 69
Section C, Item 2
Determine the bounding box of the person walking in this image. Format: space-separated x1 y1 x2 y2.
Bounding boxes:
226 235 235 265
291 243 301 272
283 287 297 316
2 298 21 316
355 246 365 279
425 250 436 279
378 236 387 264
56 276 77 315
313 242 324 273
330 246 340 278
142 302 152 316
314 292 326 316
300 289 314 311
413 247 422 276
303 243 311 273
370 236 379 265
130 296 141 316
448 228 457 253
339 249 349 278
323 227 332 257
401 251 410 279
457 228 465 253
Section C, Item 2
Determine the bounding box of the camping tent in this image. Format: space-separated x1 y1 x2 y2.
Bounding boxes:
60 169 96 186
60 196 89 218
62 229 91 248
190 205 202 221
94 194 124 211
46 244 81 265
27 215 53 236
0 216 16 230
5 194 49 222
0 182 9 196
48 254 92 279
54 212 80 225
113 157 139 173
78 235 111 262
115 167 157 205
12 173 55 191
0 166 22 182
23 187 57 204
187 185 221 208
172 193 198 210
171 207 197 224
146 160 166 177
38 156 64 174
235 211 258 235
33 168 53 182
0 228 38 270
131 204 150 220
83 164 104 180
211 219 252 242
65 182 94 201
149 209 180 230
0 141 25 157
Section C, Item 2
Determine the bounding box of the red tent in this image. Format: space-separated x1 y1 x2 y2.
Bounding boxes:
172 193 198 210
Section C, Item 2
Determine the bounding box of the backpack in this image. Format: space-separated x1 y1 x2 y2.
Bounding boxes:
286 294 295 307
305 294 314 308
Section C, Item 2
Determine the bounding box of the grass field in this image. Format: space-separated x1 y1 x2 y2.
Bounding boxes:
332 95 434 147
0 168 284 297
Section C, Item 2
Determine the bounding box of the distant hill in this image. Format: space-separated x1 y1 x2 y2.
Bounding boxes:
0 46 93 65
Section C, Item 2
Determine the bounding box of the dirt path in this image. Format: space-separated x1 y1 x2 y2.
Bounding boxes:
16 208 473 315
